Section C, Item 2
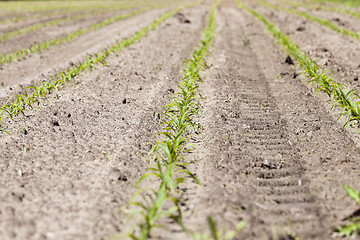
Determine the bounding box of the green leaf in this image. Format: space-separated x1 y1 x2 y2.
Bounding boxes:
208 216 219 240
335 223 360 237
344 185 360 205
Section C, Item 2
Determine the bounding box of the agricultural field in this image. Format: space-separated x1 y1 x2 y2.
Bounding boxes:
1 0 360 239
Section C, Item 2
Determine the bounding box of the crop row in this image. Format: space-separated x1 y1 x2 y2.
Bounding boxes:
272 0 360 19
0 0 191 65
1 10 114 43
0 8 148 64
120 1 246 239
255 0 360 40
0 2 193 135
0 3 150 43
123 0 214 237
239 0 360 126
236 0 359 236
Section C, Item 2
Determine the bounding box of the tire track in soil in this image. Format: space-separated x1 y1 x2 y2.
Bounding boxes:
174 2 360 240
242 0 360 152
236 3 360 240
0 5 208 240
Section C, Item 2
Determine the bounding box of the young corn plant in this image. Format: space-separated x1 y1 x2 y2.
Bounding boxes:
335 185 360 237
124 1 221 239
0 2 203 134
236 0 360 128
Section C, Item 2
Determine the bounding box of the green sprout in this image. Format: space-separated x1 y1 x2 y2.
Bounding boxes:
335 185 360 237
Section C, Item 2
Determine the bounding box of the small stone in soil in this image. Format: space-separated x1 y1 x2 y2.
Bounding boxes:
285 55 294 65
296 26 305 31
52 120 60 127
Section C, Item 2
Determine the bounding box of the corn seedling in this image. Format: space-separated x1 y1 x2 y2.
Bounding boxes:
0 2 201 134
124 1 221 239
255 0 360 40
242 34 250 46
236 0 360 128
335 185 360 237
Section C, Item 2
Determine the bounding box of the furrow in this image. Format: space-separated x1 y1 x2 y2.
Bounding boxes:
177 3 328 239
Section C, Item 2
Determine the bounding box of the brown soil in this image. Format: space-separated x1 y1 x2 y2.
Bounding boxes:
1 0 360 240
0 3 207 240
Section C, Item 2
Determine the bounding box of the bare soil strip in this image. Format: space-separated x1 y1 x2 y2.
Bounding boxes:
170 1 360 239
0 5 207 240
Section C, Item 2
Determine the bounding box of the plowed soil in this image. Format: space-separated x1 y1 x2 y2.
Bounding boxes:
1 0 360 240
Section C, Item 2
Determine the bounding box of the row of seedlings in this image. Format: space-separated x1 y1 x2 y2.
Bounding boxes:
1 0 194 64
236 0 360 237
0 1 153 43
236 0 360 127
1 8 146 64
0 1 203 135
119 0 243 239
123 0 220 238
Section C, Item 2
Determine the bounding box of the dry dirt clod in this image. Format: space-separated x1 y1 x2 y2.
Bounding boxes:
285 55 294 65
